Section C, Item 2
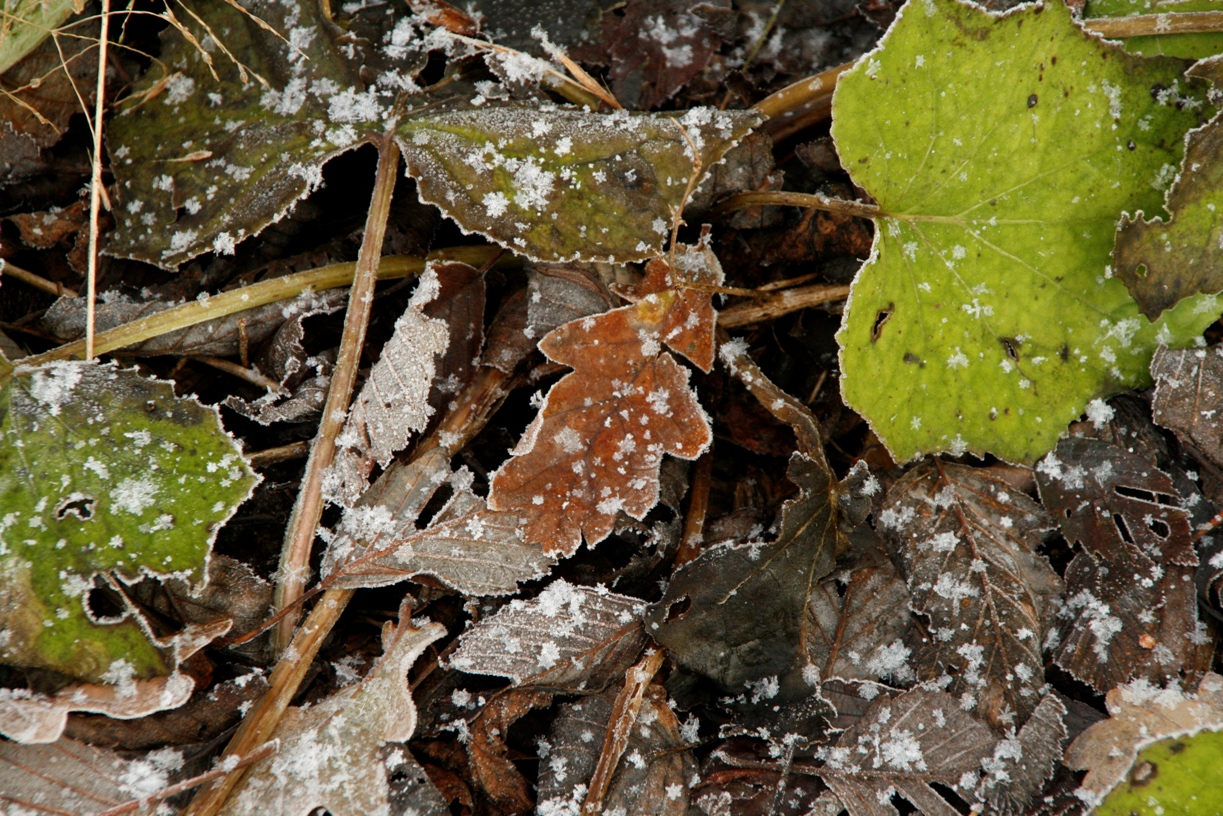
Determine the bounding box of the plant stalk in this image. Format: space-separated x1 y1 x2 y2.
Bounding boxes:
1084 10 1223 38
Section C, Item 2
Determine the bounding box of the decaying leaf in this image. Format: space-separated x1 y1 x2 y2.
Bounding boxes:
488 243 721 555
218 614 446 816
450 579 647 689
1036 437 1205 691
647 452 840 697
980 693 1068 816
831 0 1219 463
877 460 1061 727
395 106 760 263
814 688 996 816
326 266 450 506
1065 671 1223 809
467 688 554 815
106 0 416 267
0 361 257 682
1150 344 1223 472
322 447 554 597
0 736 182 816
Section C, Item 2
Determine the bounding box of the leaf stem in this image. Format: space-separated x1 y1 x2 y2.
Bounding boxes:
1084 10 1223 38
713 190 879 220
271 133 400 652
753 61 853 141
85 0 110 361
18 247 503 368
718 282 851 327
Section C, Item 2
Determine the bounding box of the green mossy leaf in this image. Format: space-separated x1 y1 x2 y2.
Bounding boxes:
0 361 257 682
831 0 1219 464
0 0 78 75
106 0 409 269
1094 729 1223 815
395 106 761 263
1084 0 1223 60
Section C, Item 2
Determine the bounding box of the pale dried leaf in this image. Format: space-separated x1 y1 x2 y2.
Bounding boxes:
218 618 446 816
817 689 996 816
327 268 450 506
878 461 1060 727
450 580 646 689
1065 672 1223 809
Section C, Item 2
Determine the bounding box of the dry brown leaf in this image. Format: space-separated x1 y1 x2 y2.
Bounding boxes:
217 614 446 816
981 693 1068 816
468 688 554 815
1150 344 1223 471
1065 672 1223 809
488 242 721 555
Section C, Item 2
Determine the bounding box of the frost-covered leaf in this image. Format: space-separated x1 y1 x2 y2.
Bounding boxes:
831 0 1219 463
395 105 760 263
1092 728 1223 815
323 447 555 597
981 693 1068 816
1083 0 1223 59
1115 102 1223 318
647 452 840 696
1036 436 1202 691
1065 671 1223 810
218 615 446 816
422 261 486 417
487 244 720 555
816 689 997 816
450 580 647 689
107 0 416 267
805 555 915 686
878 460 1061 727
1150 344 1223 471
0 361 256 682
43 288 347 358
326 267 450 506
0 737 184 816
467 688 554 814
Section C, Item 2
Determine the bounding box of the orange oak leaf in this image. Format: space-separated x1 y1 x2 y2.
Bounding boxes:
488 241 722 555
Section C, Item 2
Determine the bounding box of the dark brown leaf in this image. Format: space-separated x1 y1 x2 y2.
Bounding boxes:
1151 344 1223 472
468 689 554 815
981 693 1068 816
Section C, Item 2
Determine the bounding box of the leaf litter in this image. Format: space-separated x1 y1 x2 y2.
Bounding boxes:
10 0 1223 814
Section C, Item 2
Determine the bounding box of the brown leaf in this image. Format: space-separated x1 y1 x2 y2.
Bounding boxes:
981 693 1068 816
1150 344 1223 471
468 688 554 815
878 460 1061 728
1036 437 1203 691
487 243 721 555
423 261 486 417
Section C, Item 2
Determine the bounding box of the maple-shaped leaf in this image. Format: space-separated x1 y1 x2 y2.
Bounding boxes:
107 0 417 268
487 242 722 555
1065 672 1223 810
647 452 840 696
322 447 554 597
878 460 1061 728
218 613 446 816
831 0 1219 463
450 580 646 690
1036 436 1202 691
1115 59 1223 318
814 689 996 816
395 106 760 263
326 265 450 506
1150 344 1223 471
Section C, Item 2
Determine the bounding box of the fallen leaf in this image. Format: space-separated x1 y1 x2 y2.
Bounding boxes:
449 579 647 689
218 614 446 816
877 460 1061 727
980 693 1068 815
1065 671 1223 809
831 0 1218 463
326 266 450 506
1150 344 1223 471
467 688 554 815
487 244 721 555
815 688 996 816
0 361 257 682
1036 436 1202 691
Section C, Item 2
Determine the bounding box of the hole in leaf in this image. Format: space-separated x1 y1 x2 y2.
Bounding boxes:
54 493 96 521
1114 485 1178 506
86 582 127 623
1000 337 1020 362
1147 517 1171 539
662 596 691 623
928 783 971 814
871 304 894 343
1113 513 1135 544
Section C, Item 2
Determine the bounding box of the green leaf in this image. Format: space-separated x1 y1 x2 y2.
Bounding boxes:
1116 62 1223 317
395 106 761 263
1083 0 1223 59
0 361 257 683
106 0 408 268
0 0 78 75
1094 729 1223 815
831 0 1219 464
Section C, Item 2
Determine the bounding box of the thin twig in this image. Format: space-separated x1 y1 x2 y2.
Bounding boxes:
85 0 111 361
195 355 284 392
718 282 851 327
720 0 787 109
1084 10 1223 38
271 133 402 652
0 259 79 297
713 190 880 220
754 61 853 141
247 440 311 468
